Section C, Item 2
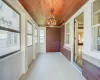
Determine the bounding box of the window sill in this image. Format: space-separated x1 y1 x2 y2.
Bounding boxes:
0 51 21 63
27 45 33 47
92 23 100 27
83 51 100 67
63 44 71 51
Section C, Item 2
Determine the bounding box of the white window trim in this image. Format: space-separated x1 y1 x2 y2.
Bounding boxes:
82 0 100 67
91 0 100 52
0 0 21 58
64 22 71 51
27 21 33 47
64 23 70 44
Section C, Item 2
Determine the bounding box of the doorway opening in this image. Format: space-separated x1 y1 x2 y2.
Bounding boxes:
73 13 84 68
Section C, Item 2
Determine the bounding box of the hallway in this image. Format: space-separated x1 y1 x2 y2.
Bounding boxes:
19 53 85 80
0 0 100 80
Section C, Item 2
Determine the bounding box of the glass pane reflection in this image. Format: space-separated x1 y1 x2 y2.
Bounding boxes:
0 30 20 56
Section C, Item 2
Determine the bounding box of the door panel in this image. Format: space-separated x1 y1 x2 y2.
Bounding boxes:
46 28 60 52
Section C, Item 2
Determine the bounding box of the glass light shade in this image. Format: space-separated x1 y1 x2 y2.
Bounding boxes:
47 14 56 26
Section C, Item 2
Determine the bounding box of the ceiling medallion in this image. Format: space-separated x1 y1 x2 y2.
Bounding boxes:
47 9 56 27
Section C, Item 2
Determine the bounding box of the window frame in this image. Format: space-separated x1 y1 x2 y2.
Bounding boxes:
0 0 21 59
27 21 33 47
65 22 70 45
91 0 100 51
35 27 38 44
39 29 45 43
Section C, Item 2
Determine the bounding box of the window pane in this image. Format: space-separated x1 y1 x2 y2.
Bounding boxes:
0 0 20 31
35 28 38 36
66 23 70 44
27 22 32 34
66 34 69 44
66 23 70 33
35 28 38 44
0 0 3 10
93 0 100 13
40 30 44 43
0 30 20 56
93 27 100 51
35 37 37 43
27 22 33 47
40 30 44 37
92 0 100 25
40 37 44 43
93 11 100 25
27 35 32 46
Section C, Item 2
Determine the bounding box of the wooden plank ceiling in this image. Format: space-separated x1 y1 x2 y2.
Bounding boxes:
19 0 87 26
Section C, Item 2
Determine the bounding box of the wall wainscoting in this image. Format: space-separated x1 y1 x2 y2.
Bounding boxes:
61 48 71 61
60 24 71 61
82 59 100 80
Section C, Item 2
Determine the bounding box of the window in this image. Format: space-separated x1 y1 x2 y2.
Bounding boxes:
0 1 20 57
27 22 33 47
35 27 38 44
92 0 100 25
40 30 44 43
92 0 100 51
0 0 3 10
65 23 70 44
12 11 17 18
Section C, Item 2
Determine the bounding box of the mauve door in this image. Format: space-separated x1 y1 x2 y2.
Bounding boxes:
46 27 60 52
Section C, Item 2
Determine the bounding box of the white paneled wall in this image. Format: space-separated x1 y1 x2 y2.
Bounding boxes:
0 52 22 80
0 0 39 80
64 0 100 67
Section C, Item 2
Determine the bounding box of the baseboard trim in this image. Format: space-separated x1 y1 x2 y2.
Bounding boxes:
18 73 25 80
70 62 86 80
81 75 86 80
28 59 34 68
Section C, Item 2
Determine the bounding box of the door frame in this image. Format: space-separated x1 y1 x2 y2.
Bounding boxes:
73 12 84 71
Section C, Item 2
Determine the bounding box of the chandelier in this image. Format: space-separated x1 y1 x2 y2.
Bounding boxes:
47 9 56 26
